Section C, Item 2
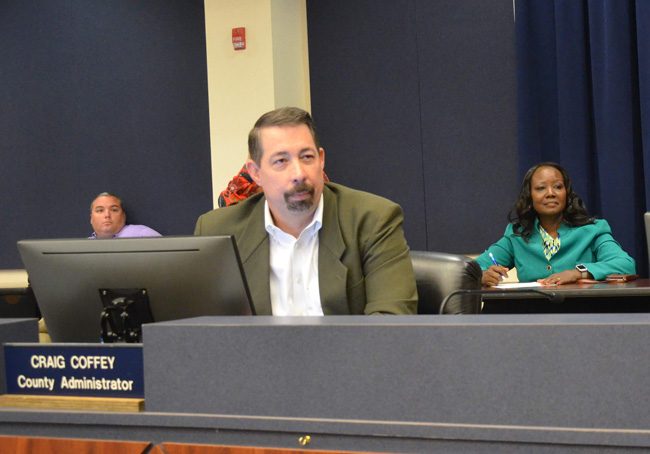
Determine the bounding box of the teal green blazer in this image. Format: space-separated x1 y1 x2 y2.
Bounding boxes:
194 183 418 315
476 219 636 282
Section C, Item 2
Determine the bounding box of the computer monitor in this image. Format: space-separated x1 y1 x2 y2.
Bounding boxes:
17 236 254 343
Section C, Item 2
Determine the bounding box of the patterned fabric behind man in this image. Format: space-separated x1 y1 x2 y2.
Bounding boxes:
218 165 330 207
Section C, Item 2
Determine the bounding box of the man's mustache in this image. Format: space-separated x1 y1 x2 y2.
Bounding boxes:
285 183 314 198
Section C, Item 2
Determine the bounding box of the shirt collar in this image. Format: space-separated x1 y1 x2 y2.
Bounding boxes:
534 217 569 235
264 194 324 238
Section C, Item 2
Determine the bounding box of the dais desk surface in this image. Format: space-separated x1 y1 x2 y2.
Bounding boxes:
482 278 650 297
1 316 650 452
481 278 650 313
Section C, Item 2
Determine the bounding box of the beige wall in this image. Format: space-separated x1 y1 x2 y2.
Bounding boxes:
0 269 28 287
271 0 311 109
204 0 310 208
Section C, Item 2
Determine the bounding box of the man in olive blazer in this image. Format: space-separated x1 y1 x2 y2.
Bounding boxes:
195 182 418 315
194 107 417 316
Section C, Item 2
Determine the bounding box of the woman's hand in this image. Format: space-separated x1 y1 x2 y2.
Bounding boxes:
481 265 509 287
537 269 582 286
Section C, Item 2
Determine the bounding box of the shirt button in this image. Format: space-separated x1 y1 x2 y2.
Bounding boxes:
546 265 552 271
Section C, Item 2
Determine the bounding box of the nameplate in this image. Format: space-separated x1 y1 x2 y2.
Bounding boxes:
4 343 144 398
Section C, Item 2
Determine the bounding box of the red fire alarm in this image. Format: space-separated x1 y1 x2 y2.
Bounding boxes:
232 27 246 51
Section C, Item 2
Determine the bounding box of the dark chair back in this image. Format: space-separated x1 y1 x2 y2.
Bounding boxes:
0 287 40 318
410 250 482 314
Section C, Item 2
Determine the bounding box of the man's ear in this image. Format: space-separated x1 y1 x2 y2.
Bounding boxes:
245 159 262 185
319 147 325 170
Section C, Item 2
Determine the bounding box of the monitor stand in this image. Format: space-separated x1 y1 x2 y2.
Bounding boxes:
99 288 153 343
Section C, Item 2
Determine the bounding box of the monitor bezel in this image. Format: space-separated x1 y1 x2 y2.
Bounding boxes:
18 235 254 343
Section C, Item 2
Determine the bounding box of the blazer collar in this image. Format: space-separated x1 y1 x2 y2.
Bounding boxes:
241 185 346 260
317 185 350 314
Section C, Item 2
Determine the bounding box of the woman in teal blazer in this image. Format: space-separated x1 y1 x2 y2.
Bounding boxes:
476 162 636 286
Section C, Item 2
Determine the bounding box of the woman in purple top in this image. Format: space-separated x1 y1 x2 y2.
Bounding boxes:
89 192 161 239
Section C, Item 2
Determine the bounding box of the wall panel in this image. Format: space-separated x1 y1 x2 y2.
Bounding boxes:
308 0 517 254
416 0 518 253
0 0 211 267
307 0 427 249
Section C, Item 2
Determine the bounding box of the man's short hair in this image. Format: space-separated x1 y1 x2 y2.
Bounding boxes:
247 107 320 164
90 192 124 212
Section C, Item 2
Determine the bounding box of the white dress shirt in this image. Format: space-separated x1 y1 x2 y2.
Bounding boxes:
265 196 324 316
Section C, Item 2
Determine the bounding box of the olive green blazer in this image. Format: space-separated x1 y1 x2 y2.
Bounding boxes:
194 182 417 315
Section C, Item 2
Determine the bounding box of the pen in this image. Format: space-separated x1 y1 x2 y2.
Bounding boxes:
489 252 504 281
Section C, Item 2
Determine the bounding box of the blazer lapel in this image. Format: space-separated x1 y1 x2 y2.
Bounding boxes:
236 200 273 315
318 186 350 314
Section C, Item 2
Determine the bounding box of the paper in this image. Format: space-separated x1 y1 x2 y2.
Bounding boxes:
494 282 543 289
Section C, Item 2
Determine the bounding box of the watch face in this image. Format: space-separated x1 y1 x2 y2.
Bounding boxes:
576 264 588 272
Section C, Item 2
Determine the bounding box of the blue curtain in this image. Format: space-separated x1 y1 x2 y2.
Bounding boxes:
516 0 650 275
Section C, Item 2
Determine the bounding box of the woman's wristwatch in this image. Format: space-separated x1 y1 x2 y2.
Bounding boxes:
575 264 589 279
